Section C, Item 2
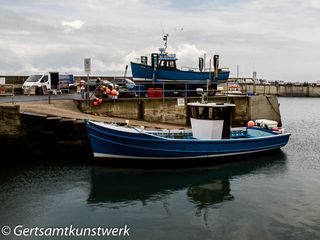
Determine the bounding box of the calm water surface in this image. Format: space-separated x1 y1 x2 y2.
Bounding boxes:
0 97 320 239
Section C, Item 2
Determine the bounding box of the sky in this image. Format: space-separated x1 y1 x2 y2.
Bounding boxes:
0 0 320 82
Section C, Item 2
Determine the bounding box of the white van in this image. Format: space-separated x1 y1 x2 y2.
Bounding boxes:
22 72 74 94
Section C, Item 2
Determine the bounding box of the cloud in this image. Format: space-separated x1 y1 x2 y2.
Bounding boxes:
61 20 85 32
0 0 319 82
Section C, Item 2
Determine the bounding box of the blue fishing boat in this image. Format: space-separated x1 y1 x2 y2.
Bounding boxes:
85 102 290 166
130 35 230 94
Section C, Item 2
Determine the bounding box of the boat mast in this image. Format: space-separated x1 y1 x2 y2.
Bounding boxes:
207 59 211 102
163 34 168 52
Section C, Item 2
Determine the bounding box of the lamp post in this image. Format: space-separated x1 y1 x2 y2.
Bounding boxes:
84 58 91 99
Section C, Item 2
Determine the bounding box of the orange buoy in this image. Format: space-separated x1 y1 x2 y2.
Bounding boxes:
247 120 255 128
111 89 117 96
106 88 111 94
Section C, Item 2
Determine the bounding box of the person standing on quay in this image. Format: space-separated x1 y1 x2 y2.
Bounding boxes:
80 79 86 99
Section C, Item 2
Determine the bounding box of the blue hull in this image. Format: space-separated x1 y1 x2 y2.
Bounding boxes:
131 62 230 84
86 121 290 165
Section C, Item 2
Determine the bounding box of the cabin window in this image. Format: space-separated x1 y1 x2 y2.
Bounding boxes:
198 107 209 119
212 107 225 120
191 106 198 118
190 106 227 120
169 61 176 68
208 107 213 119
159 60 176 68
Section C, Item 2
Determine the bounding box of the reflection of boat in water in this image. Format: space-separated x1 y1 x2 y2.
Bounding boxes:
87 151 287 208
187 180 233 207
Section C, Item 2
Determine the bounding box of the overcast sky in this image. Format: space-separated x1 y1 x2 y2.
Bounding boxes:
0 0 319 81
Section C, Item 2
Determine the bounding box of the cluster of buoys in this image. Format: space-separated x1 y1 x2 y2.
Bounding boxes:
95 85 119 99
96 85 119 97
93 87 120 106
92 97 103 107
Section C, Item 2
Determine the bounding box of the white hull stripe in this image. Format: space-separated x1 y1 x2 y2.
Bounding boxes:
93 146 282 161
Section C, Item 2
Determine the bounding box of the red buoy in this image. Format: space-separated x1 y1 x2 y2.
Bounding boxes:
106 88 111 94
98 99 103 104
247 120 255 128
111 89 117 96
93 101 98 106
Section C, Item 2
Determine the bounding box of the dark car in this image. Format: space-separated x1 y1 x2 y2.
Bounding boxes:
112 78 136 90
87 79 102 91
118 86 136 98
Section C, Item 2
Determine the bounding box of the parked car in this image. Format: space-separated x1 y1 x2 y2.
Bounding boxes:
87 79 102 91
245 79 254 85
109 78 137 97
111 78 136 90
118 86 137 98
260 79 271 85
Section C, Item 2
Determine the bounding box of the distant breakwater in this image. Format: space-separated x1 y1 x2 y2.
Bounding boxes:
241 84 320 97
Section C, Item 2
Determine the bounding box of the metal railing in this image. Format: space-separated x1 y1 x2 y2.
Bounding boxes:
180 66 230 72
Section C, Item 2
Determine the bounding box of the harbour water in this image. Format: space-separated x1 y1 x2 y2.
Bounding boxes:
0 97 320 239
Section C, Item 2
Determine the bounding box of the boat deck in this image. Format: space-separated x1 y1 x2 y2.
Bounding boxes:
145 127 275 140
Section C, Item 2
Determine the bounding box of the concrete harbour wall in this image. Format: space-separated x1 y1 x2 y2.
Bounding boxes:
0 105 21 136
75 95 282 127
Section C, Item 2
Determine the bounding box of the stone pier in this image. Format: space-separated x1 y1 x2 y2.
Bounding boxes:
75 95 282 127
